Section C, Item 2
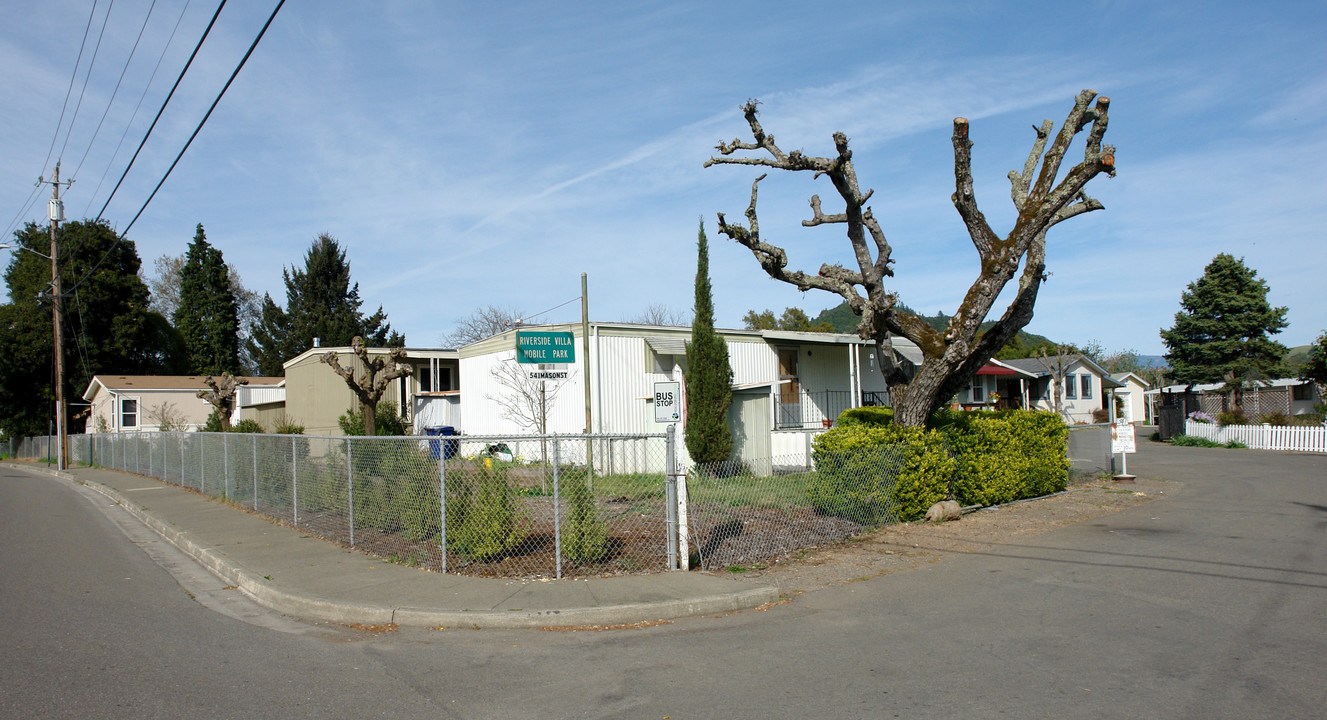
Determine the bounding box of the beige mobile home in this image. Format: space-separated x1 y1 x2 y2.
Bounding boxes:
83 375 284 432
282 346 460 435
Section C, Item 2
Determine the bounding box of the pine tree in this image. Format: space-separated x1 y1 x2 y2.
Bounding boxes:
246 233 402 375
1161 254 1288 384
684 219 733 466
174 224 240 375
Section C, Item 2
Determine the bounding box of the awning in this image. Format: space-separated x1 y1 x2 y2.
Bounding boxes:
644 336 689 355
976 364 1018 375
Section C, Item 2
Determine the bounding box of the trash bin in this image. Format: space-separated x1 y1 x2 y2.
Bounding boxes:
424 426 458 460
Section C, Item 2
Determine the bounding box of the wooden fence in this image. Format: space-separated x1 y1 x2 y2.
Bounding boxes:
1185 420 1327 453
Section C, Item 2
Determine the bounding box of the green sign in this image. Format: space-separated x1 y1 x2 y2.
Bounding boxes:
516 331 575 364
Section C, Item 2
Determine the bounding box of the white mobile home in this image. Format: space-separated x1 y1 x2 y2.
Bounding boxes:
458 322 918 470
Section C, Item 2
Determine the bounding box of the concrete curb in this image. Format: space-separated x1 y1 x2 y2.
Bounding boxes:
8 462 779 628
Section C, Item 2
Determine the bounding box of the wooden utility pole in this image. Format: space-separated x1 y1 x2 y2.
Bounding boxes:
40 162 72 470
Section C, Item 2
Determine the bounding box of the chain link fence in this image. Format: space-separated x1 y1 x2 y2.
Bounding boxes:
9 430 933 577
681 445 907 571
64 432 676 578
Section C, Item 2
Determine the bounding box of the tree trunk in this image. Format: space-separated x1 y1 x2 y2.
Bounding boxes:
362 400 376 437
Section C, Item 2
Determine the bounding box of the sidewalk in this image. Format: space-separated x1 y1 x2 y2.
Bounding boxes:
8 462 778 629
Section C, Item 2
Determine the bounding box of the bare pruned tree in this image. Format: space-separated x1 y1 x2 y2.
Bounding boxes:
146 401 187 432
707 90 1115 426
442 305 525 347
489 361 576 436
1035 345 1078 419
197 374 249 431
630 304 690 326
321 337 412 436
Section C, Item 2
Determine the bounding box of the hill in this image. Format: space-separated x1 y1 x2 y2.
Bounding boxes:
811 301 1057 357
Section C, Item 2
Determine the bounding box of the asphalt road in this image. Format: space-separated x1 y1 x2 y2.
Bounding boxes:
3 442 1325 719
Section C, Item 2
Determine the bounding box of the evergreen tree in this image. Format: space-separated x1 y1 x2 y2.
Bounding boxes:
0 220 186 437
246 233 402 375
174 224 240 375
1161 254 1288 384
683 220 733 465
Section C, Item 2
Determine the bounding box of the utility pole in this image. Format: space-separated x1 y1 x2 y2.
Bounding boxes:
38 162 72 470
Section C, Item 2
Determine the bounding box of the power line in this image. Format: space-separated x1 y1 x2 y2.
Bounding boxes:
70 0 161 181
58 0 116 164
119 0 287 237
95 0 229 223
68 0 286 297
39 0 100 176
82 0 195 218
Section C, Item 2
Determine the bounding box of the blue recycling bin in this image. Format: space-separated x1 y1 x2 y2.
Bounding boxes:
424 426 458 460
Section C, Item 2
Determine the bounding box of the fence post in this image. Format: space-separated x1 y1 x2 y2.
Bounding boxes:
200 435 206 495
553 436 562 580
252 435 258 511
224 433 231 500
347 437 355 548
438 441 448 574
291 436 299 527
665 424 678 571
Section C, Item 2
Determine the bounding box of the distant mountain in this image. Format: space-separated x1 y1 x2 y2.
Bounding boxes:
811 301 1056 354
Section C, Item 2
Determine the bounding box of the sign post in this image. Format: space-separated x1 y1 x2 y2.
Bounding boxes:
1110 420 1136 482
655 381 686 569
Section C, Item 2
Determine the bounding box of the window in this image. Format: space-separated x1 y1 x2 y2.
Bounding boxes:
971 377 984 403
650 351 680 374
120 398 138 428
1064 374 1077 399
418 366 455 392
778 348 801 405
1293 384 1312 401
1080 374 1093 399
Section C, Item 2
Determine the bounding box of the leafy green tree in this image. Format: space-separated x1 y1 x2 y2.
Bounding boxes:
684 220 733 465
1161 254 1288 384
0 220 186 437
174 224 240 375
247 233 402 375
742 307 834 333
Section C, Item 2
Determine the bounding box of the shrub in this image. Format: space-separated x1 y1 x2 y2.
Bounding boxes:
231 419 264 434
836 406 894 427
1216 409 1247 426
1167 434 1222 447
561 469 608 564
943 411 1069 506
272 417 305 435
1258 413 1289 426
450 458 525 561
810 424 952 523
1091 408 1110 424
202 408 227 432
1187 411 1215 424
338 402 409 437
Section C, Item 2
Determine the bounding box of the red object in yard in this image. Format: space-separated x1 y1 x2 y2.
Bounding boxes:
822 418 832 428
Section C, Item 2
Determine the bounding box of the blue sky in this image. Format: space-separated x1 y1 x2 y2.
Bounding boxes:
2 0 1324 357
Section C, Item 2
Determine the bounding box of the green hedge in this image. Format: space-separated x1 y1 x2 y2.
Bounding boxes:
809 408 1069 522
943 411 1068 506
810 424 953 523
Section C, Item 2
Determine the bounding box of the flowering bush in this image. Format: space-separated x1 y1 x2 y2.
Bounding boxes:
1187 411 1215 424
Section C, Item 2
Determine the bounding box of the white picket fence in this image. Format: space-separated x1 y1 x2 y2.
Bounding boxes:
1185 419 1327 453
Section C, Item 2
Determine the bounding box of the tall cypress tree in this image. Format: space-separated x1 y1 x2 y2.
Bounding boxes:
684 219 733 465
174 224 240 375
1161 253 1288 384
246 233 402 376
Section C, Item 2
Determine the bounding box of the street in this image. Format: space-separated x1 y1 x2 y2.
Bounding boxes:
3 442 1325 719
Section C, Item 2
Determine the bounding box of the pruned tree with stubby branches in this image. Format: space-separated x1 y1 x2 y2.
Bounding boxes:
322 337 411 436
706 90 1116 427
197 373 249 432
